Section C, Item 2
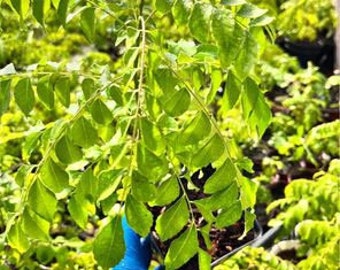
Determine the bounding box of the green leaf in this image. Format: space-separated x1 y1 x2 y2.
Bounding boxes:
22 132 41 162
82 78 95 100
107 84 124 106
164 226 198 269
37 75 54 110
188 3 212 43
150 176 180 206
234 32 258 79
172 0 192 25
97 169 123 201
28 179 57 222
32 0 50 26
155 196 189 241
137 144 168 183
199 249 211 269
76 168 98 203
93 215 125 269
40 158 69 193
140 117 165 155
22 209 50 241
204 158 237 194
54 76 70 108
0 79 11 116
55 135 82 164
125 195 153 237
239 177 257 209
10 0 29 19
131 171 156 202
57 0 69 25
237 3 267 18
222 0 246 5
222 71 241 110
14 78 35 115
179 112 211 146
191 133 225 168
241 78 271 138
70 116 98 148
7 221 30 253
159 88 191 117
155 0 173 13
211 9 245 67
80 7 95 42
154 68 178 94
242 210 255 237
216 201 242 228
90 99 113 125
68 194 88 229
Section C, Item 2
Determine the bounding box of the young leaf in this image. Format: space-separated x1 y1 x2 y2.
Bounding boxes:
80 7 95 42
54 76 70 108
82 78 95 100
27 180 57 222
55 135 82 164
37 75 54 110
164 225 198 269
14 78 35 115
22 209 50 241
155 196 189 241
204 158 237 194
93 215 125 269
32 0 50 26
188 3 212 43
0 79 11 116
70 116 98 148
57 0 69 25
90 99 113 125
7 222 30 253
125 195 153 237
222 71 241 110
215 200 242 228
172 0 192 25
159 88 191 117
150 176 180 206
39 158 69 193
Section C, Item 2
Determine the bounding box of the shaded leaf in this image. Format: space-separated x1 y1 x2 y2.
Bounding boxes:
125 195 153 237
82 78 95 100
14 78 35 115
131 171 156 202
97 169 123 201
54 76 70 108
159 88 191 117
80 7 95 42
90 99 113 125
37 75 54 110
140 117 165 154
0 79 11 116
55 135 82 164
57 0 69 25
93 215 125 268
222 71 241 110
172 0 192 25
32 0 50 26
10 0 29 19
70 116 98 148
188 3 212 43
155 0 173 13
156 196 189 241
165 226 198 269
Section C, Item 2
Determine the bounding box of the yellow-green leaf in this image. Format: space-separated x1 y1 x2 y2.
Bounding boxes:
14 78 35 115
70 116 98 148
37 75 54 110
40 158 69 193
80 7 96 42
54 76 70 108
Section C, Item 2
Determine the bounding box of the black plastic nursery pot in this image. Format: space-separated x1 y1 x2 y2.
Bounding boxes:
277 37 335 75
150 220 263 269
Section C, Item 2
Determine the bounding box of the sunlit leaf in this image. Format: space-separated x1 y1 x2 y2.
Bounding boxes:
125 195 153 237
7 221 30 253
14 78 35 115
150 176 180 206
215 200 242 228
159 88 191 117
55 135 82 164
165 225 198 269
54 76 70 108
156 196 189 241
22 209 50 241
80 7 95 42
172 0 192 25
40 158 69 193
189 3 212 43
90 99 113 125
68 194 88 229
70 116 98 148
239 176 257 209
131 171 156 202
140 117 165 154
93 215 125 268
222 71 241 110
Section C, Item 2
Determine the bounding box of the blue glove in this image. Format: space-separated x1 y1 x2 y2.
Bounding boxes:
112 216 164 270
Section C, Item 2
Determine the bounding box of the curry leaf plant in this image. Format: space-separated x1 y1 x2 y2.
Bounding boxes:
0 0 272 268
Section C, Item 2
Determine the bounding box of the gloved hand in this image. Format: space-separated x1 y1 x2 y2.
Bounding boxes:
112 216 164 270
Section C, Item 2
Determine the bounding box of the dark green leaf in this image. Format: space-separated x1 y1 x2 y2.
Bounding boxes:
93 215 125 268
32 0 50 26
125 195 153 237
172 0 192 25
28 180 57 222
54 76 70 108
0 79 11 116
215 201 242 228
191 134 225 168
55 135 82 164
81 78 95 100
80 7 95 42
156 196 189 241
188 3 212 43
150 176 180 206
107 84 124 106
37 75 54 110
14 78 35 115
57 0 69 25
165 226 198 269
159 88 191 117
70 116 98 148
222 71 241 110
204 158 237 194
90 99 113 125
40 158 69 193
10 0 29 19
